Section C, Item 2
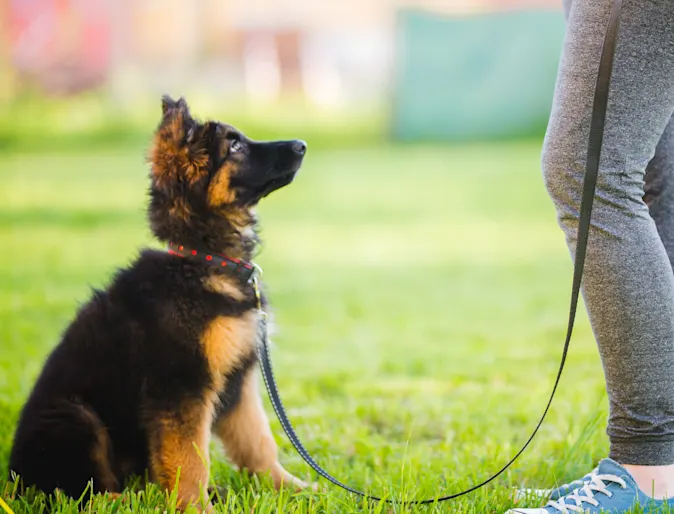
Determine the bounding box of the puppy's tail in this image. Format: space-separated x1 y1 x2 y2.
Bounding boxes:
73 402 119 493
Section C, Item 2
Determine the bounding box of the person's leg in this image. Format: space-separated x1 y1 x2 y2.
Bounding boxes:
543 0 674 500
614 114 674 499
645 118 674 257
533 116 674 506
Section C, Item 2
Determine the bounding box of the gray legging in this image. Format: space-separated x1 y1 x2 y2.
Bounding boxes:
544 0 674 465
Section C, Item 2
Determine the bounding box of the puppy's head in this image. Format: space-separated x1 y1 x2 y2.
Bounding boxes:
148 96 306 247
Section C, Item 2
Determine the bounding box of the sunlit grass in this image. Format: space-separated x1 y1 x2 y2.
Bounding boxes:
0 141 655 512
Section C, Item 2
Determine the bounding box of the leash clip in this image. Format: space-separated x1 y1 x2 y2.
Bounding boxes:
251 263 264 281
250 263 267 320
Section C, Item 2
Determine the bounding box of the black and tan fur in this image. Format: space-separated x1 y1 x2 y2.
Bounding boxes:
8 96 308 510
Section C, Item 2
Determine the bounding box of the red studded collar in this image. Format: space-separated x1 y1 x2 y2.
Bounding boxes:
167 242 257 283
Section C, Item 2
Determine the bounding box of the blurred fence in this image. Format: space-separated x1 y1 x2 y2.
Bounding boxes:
392 8 565 141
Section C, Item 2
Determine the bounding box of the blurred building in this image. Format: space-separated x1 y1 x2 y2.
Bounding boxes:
3 0 561 109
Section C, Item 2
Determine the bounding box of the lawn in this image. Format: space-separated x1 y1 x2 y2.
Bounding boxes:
0 139 638 512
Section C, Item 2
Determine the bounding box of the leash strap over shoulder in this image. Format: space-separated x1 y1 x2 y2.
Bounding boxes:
258 0 623 503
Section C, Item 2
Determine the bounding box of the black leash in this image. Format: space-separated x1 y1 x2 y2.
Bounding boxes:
256 0 623 502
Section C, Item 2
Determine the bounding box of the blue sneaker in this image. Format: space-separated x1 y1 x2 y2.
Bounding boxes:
507 458 670 513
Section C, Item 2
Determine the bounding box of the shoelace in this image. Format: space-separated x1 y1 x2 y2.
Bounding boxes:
547 472 627 513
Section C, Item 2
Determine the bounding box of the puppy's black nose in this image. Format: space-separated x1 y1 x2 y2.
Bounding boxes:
291 140 307 156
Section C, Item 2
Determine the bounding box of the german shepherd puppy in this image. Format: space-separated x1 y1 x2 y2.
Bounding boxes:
8 96 309 510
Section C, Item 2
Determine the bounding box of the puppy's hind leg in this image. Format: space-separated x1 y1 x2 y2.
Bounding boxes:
9 399 119 498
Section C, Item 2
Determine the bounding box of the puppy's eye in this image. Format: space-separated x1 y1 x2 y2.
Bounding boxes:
229 140 243 154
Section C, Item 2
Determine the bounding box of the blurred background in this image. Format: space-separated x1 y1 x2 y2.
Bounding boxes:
2 2 613 511
0 0 565 147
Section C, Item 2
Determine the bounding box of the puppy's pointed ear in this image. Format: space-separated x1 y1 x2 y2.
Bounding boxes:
161 95 191 120
161 94 176 116
151 95 207 188
158 95 194 143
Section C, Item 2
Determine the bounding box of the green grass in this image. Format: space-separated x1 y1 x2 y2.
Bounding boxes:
0 94 385 152
0 140 660 513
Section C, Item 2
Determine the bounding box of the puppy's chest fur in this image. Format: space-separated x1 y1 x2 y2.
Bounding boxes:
202 275 261 396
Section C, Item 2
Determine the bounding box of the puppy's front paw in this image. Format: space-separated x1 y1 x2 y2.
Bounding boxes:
271 466 315 492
